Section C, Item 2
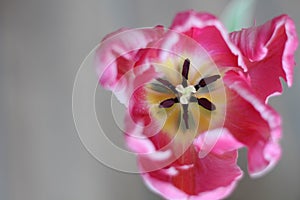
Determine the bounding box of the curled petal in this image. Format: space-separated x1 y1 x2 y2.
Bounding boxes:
170 10 247 70
224 71 282 176
95 27 165 104
230 15 298 101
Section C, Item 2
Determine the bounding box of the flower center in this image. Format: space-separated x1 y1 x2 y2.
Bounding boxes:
156 58 220 129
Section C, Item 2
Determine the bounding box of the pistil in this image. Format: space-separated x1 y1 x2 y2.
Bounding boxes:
175 85 196 104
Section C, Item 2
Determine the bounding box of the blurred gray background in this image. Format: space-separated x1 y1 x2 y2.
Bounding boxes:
1 0 300 199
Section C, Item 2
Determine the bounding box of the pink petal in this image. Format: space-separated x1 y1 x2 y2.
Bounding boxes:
230 15 298 101
137 131 243 200
170 10 246 70
95 27 165 104
224 71 282 176
128 86 151 126
194 128 244 157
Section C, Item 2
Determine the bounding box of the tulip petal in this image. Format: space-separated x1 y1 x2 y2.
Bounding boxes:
224 71 282 176
95 27 165 105
170 10 247 71
230 15 298 101
137 130 243 200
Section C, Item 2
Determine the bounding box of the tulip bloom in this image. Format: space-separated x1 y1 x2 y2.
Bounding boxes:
96 10 298 200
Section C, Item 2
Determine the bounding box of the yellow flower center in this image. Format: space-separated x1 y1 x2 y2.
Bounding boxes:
145 57 227 148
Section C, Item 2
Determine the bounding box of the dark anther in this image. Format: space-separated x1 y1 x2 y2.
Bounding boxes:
181 58 190 87
194 75 221 90
159 98 179 108
156 78 178 94
197 98 216 111
182 104 189 129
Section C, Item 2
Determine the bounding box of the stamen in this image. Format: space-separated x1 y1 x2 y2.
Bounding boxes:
182 58 190 87
197 98 216 111
182 104 189 129
159 98 178 108
156 78 178 94
195 75 221 90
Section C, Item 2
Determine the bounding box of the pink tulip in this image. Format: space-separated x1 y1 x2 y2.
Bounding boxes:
96 10 298 199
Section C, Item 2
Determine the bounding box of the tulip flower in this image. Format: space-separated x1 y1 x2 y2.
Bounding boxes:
95 10 297 199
